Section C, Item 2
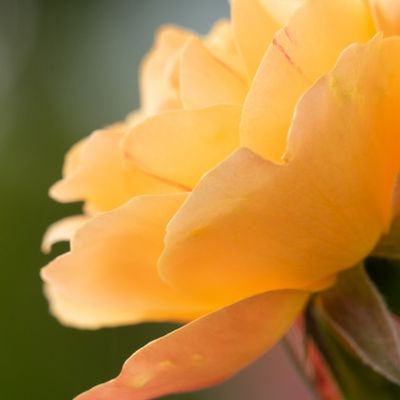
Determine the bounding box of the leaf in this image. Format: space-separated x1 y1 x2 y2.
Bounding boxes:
372 217 400 260
366 257 400 316
306 303 400 400
317 265 400 385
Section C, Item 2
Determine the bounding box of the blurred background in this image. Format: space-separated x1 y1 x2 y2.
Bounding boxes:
0 0 313 398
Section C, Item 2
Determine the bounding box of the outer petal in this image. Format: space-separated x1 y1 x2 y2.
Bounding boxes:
180 37 247 109
123 106 240 189
140 26 192 115
75 290 308 400
231 0 280 77
241 0 375 162
42 215 89 253
370 0 400 36
159 38 400 304
41 194 212 329
50 124 179 213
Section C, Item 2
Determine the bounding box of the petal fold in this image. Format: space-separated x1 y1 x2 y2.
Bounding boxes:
204 20 247 80
123 106 241 189
180 37 247 109
140 26 191 115
75 290 308 400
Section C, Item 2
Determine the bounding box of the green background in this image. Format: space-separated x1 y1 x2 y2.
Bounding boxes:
0 1 311 399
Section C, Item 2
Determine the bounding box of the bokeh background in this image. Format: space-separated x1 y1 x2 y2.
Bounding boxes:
0 1 313 399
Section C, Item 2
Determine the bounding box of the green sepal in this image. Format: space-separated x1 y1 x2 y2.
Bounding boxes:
306 302 400 400
316 265 400 385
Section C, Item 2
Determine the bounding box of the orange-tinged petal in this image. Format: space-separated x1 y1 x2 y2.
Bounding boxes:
180 37 247 109
231 0 280 78
41 194 212 329
140 26 192 115
75 290 308 400
42 215 89 254
204 20 248 80
123 106 241 189
370 0 400 35
241 0 375 162
159 38 400 304
50 124 179 213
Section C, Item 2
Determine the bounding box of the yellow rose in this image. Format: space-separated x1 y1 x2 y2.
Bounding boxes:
41 0 400 398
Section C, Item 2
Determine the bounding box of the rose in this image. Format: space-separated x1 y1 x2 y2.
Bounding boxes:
41 0 400 399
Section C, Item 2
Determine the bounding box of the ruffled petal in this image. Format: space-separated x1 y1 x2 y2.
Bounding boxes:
41 194 212 329
159 37 400 304
42 215 89 253
50 124 179 213
180 37 247 109
123 106 240 189
241 0 375 162
370 0 400 35
140 26 192 115
75 290 308 400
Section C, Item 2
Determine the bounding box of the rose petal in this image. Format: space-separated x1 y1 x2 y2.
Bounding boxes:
41 194 212 329
259 0 303 25
159 37 400 304
180 37 247 109
75 290 308 400
62 138 87 177
50 124 179 213
140 26 191 115
231 0 280 77
123 106 240 189
370 0 400 36
204 19 248 80
42 215 89 254
241 0 374 162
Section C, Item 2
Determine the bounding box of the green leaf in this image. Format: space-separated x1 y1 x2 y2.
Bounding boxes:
317 265 400 385
366 257 400 316
306 303 400 400
372 217 400 260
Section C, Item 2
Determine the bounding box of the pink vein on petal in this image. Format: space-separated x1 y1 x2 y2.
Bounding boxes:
284 27 294 43
272 38 303 75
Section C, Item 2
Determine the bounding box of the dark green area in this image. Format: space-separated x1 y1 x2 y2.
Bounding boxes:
0 1 228 398
366 258 400 316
